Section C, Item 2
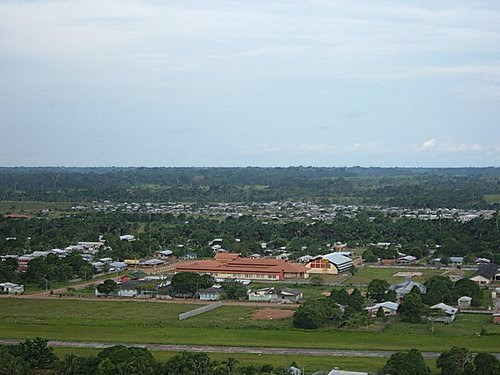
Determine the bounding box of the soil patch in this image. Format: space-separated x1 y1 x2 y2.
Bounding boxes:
252 308 294 320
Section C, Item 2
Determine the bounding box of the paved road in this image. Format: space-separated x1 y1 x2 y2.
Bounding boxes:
1 339 498 359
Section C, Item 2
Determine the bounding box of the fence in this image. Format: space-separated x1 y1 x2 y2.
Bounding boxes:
178 302 222 320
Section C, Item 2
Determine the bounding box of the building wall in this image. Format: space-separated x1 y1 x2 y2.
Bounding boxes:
305 259 339 275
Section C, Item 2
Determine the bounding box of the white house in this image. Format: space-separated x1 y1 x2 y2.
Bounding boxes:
0 282 24 295
155 250 173 259
119 235 136 242
430 303 458 323
197 285 223 301
458 296 472 310
365 301 399 317
248 287 278 302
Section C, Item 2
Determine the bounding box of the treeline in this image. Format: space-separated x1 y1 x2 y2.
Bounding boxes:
1 338 498 375
0 338 299 375
0 167 498 208
1 211 498 264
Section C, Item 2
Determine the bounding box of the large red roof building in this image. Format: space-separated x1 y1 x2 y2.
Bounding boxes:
176 253 307 280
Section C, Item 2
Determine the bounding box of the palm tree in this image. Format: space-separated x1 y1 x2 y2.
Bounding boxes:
217 357 239 375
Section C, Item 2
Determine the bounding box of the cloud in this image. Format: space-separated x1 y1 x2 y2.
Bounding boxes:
442 143 482 152
244 144 282 153
422 139 437 150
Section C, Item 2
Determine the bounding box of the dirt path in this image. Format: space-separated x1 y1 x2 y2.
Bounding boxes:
0 293 299 308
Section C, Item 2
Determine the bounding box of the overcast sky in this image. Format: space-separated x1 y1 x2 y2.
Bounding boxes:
0 0 499 167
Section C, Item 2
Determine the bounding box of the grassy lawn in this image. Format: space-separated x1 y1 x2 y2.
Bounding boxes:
52 347 440 374
0 299 498 353
346 266 470 285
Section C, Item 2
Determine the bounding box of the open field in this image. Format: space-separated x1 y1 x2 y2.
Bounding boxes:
52 347 439 374
346 266 473 285
0 299 498 353
0 200 76 214
484 194 500 204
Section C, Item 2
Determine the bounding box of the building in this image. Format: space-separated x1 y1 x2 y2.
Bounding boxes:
305 253 353 275
176 254 307 281
470 263 500 286
248 287 278 302
389 278 426 303
197 285 223 301
0 282 24 294
365 301 399 317
397 255 417 265
279 288 303 303
119 234 136 242
450 256 464 266
429 303 458 323
443 268 465 283
458 296 472 309
182 252 198 260
155 250 173 259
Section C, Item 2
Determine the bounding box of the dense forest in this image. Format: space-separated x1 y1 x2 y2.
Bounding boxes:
0 167 498 208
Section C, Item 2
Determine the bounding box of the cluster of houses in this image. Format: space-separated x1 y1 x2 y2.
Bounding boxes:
86 199 496 225
94 271 303 303
363 278 463 324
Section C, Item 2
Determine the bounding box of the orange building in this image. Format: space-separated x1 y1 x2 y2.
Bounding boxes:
176 253 307 280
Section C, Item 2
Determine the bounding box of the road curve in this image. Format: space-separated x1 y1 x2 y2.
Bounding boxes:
1 339 498 359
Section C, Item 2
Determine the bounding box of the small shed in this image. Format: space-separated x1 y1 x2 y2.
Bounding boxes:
458 296 472 310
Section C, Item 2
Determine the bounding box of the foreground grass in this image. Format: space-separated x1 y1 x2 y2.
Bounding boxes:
0 299 498 353
53 347 439 374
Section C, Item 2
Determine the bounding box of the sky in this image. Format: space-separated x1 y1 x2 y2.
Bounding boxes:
0 0 499 167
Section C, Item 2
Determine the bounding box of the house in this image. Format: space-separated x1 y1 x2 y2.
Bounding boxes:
475 258 491 265
493 312 500 325
140 259 165 268
365 301 399 317
450 256 464 266
248 287 278 302
305 253 353 275
50 249 68 257
91 261 106 272
279 288 303 303
429 303 458 323
119 234 136 242
470 263 500 286
297 255 313 263
288 366 301 375
389 278 426 303
443 268 465 283
197 285 223 301
109 261 127 271
397 255 417 265
0 282 24 295
458 296 472 309
155 250 173 259
182 252 198 260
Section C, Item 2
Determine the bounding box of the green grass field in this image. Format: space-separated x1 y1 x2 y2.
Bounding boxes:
52 347 440 374
0 299 498 353
346 266 472 285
